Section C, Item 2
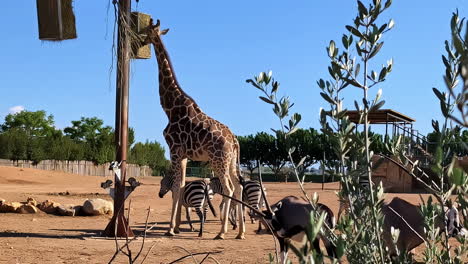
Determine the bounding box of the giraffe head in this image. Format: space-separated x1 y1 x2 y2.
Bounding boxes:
141 19 169 46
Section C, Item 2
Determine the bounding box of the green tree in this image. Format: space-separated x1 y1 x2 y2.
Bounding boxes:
0 128 28 161
289 128 323 170
238 134 259 175
0 110 58 163
1 110 55 137
256 132 288 179
63 117 133 164
129 140 169 176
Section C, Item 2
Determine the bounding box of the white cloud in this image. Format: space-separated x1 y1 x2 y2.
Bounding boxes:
8 105 25 114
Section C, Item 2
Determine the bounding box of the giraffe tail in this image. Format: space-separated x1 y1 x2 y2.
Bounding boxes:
235 139 245 184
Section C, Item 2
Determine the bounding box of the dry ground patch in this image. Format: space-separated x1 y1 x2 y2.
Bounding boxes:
0 166 456 263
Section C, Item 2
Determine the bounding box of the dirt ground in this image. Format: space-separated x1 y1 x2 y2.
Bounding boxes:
0 166 457 264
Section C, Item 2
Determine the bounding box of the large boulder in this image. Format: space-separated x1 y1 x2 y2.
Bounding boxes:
0 202 22 213
37 200 61 214
82 199 113 216
17 204 38 214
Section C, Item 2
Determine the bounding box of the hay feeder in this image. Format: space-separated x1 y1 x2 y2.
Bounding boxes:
131 12 151 59
36 0 77 41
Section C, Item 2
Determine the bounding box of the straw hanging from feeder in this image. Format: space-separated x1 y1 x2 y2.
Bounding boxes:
36 0 77 41
130 12 151 59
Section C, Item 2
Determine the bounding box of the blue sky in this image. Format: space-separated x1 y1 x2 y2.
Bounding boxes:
1 1 467 155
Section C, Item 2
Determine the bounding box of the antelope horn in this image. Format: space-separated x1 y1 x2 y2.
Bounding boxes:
216 192 266 217
258 162 273 214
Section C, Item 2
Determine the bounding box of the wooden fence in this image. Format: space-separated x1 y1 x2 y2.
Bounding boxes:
0 159 153 177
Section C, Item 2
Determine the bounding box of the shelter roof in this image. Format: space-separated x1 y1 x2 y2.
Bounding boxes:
346 109 416 124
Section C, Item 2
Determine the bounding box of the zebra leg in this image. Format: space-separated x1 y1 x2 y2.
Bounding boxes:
203 204 209 223
229 206 237 230
196 208 204 237
256 219 262 234
186 206 195 232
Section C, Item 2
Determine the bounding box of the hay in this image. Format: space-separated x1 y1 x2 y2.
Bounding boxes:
36 0 77 41
130 12 151 59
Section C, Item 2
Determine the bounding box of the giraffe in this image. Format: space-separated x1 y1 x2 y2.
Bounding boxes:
142 19 245 239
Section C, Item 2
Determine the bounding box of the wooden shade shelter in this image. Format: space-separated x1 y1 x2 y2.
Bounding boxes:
346 109 415 124
346 109 418 193
346 109 417 140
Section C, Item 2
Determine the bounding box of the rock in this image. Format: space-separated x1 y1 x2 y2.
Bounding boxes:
56 205 76 216
73 205 83 216
17 204 38 214
26 197 37 206
37 200 61 214
82 199 113 216
0 198 5 205
0 202 22 213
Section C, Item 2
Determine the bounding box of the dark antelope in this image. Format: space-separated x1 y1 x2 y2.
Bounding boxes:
261 196 337 263
382 197 462 256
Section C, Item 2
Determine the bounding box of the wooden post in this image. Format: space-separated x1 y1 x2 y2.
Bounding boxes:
103 0 134 237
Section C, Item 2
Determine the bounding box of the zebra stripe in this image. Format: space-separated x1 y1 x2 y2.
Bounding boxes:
210 177 266 230
183 181 210 209
181 180 215 237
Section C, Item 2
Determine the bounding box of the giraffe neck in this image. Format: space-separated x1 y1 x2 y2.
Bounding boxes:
151 38 202 118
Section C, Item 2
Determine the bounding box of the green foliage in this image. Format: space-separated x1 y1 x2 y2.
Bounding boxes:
318 1 395 262
436 10 468 127
1 110 55 137
390 11 468 264
237 134 258 174
248 69 338 262
129 140 169 176
0 110 169 171
249 2 467 264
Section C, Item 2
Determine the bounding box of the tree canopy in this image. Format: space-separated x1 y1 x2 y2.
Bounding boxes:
0 110 168 174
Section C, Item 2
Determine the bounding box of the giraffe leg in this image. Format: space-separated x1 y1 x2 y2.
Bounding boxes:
214 170 233 240
166 187 181 236
174 158 187 233
234 180 245 239
164 187 180 236
231 158 245 239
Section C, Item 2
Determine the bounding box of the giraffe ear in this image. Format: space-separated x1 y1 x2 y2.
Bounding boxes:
160 28 170 35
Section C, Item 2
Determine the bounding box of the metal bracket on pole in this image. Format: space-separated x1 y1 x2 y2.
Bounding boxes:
101 161 141 200
109 161 123 183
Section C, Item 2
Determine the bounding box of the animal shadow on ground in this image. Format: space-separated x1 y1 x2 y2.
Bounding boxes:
0 228 102 239
132 220 221 240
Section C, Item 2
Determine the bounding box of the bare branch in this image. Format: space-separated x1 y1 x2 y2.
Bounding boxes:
168 249 223 264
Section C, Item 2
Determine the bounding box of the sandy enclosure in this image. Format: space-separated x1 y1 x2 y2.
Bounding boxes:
0 166 457 264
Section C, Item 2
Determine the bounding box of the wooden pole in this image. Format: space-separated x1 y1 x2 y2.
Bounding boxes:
104 0 134 237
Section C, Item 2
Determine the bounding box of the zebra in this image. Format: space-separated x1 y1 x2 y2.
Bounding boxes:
210 177 267 233
159 177 216 237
